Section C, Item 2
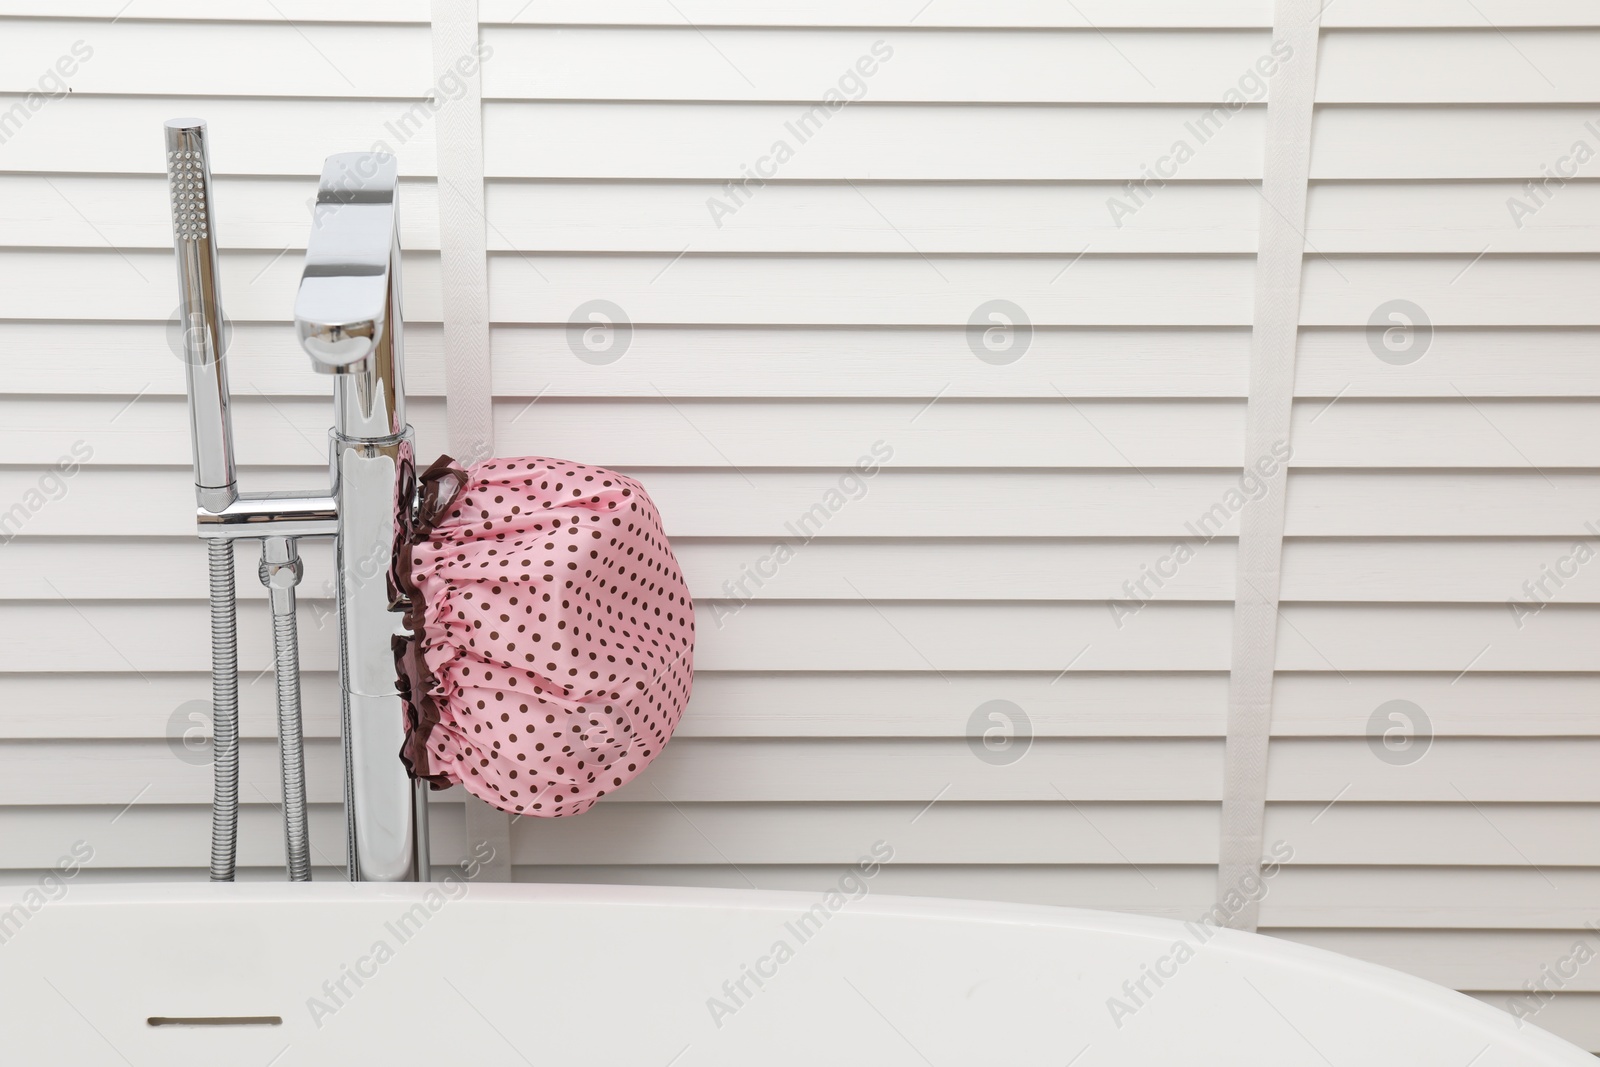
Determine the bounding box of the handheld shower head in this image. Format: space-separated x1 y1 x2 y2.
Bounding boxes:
165 117 237 513
166 117 245 883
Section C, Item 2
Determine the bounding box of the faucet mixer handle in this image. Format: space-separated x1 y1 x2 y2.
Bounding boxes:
294 152 400 373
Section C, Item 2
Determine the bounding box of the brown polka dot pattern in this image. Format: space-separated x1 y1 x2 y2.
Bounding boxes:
393 454 695 818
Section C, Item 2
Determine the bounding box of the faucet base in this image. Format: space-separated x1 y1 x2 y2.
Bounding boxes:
334 429 421 882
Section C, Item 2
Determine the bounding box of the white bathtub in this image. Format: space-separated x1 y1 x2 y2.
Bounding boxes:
0 881 1588 1065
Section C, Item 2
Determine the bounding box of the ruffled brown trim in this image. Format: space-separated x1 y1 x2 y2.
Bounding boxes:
393 453 469 790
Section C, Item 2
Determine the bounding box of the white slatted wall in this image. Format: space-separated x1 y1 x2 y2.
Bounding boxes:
1 0 1598 1052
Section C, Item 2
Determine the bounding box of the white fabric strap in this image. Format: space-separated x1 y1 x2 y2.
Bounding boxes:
431 0 494 466
429 0 510 879
1216 0 1322 930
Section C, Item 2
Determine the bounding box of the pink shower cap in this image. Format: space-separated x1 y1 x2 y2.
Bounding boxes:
393 455 695 818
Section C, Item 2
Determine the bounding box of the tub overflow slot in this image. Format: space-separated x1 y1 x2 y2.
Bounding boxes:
147 1016 283 1028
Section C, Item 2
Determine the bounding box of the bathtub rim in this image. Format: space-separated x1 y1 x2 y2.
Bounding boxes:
2 880 1586 1059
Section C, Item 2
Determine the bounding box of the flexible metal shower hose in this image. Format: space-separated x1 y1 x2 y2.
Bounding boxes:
338 600 357 879
206 538 239 882
271 607 312 881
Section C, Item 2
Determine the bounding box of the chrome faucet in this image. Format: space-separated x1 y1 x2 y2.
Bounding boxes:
167 121 427 883
296 152 427 884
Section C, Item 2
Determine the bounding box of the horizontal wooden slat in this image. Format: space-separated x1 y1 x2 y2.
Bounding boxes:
1320 1 1600 27
483 103 1266 180
1267 739 1600 802
1313 107 1600 180
0 251 1256 327
0 1 429 20
0 739 352 806
481 1 1275 28
1261 866 1600 929
0 322 1251 398
0 671 344 740
9 669 1599 741
0 175 440 250
1272 673 1600 735
0 804 356 870
0 862 1217 920
23 533 1600 611
1281 540 1600 604
6 736 1599 804
0 96 438 175
1275 603 1600 673
26 178 1600 262
1319 29 1600 104
155 862 1202 915
1285 472 1600 536
0 738 1226 803
0 468 1254 537
16 467 1600 539
0 670 1232 740
1289 399 1600 468
0 804 467 878
0 537 1239 603
0 20 432 98
0 1 1273 28
1303 255 1600 327
485 180 1261 254
0 602 325 673
1307 182 1600 254
529 809 1600 897
0 322 448 395
0 801 1220 867
0 175 1253 256
11 0 1596 28
490 809 1600 898
20 468 1600 542
481 27 1275 104
0 601 1235 672
484 0 1600 29
0 396 1247 468
486 253 1256 326
0 249 442 322
1269 802 1600 867
489 326 1254 398
21 467 1600 539
534 800 1195 866
1295 327 1600 398
0 392 1475 473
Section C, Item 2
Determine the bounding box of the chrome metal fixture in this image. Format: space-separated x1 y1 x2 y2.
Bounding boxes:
297 152 427 883
164 118 243 883
166 120 427 883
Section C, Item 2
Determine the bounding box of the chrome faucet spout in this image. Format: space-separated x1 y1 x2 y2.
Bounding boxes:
294 153 406 440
